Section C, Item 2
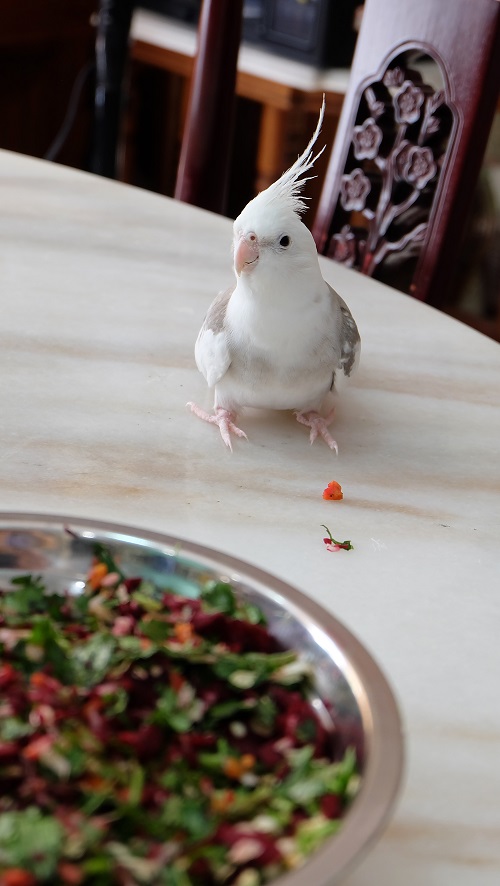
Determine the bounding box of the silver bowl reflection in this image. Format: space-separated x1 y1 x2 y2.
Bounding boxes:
0 513 404 885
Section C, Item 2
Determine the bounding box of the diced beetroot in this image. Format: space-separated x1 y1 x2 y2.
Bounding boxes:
117 600 143 617
320 793 343 819
192 612 280 653
57 862 84 885
0 662 19 687
116 724 164 758
188 858 212 879
27 671 63 703
82 698 109 740
124 578 142 592
255 740 285 768
0 740 19 758
190 611 225 633
270 688 331 757
161 592 201 615
256 833 283 866
176 731 217 765
197 683 229 707
141 785 170 807
62 624 90 638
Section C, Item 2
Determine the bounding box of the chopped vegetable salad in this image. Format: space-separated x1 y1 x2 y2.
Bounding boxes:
0 545 358 885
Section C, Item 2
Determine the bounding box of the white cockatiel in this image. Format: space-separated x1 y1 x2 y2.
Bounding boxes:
188 101 360 451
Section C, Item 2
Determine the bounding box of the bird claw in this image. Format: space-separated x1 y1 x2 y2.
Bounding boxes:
294 408 338 453
187 402 247 450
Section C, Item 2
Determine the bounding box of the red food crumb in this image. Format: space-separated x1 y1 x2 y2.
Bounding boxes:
322 481 343 501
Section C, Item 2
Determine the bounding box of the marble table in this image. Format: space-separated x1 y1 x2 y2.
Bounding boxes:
1 149 500 885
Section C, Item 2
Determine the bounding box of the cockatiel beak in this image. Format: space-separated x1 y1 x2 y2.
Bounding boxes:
234 232 260 275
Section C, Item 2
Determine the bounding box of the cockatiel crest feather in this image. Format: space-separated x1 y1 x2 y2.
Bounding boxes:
242 96 326 220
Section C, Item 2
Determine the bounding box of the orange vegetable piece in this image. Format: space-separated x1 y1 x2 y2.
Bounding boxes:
222 753 255 780
88 562 108 590
173 622 193 643
222 757 244 779
210 789 235 813
240 753 256 771
322 481 343 500
21 734 54 760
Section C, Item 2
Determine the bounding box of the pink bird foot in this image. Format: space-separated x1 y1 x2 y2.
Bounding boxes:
295 408 338 453
187 402 247 450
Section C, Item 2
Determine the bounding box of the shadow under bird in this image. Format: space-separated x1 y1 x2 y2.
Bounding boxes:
188 101 360 451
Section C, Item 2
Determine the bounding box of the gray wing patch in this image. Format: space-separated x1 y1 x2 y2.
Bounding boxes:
195 286 235 387
203 286 234 334
327 284 361 379
338 296 360 377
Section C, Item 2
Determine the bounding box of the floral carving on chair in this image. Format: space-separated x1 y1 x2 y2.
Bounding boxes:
401 145 437 189
393 81 425 124
330 225 359 267
340 168 372 211
353 118 383 160
327 53 454 290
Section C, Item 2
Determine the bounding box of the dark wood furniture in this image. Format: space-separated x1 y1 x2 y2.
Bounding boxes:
174 0 243 213
92 0 243 215
116 10 347 219
312 0 500 309
0 0 96 170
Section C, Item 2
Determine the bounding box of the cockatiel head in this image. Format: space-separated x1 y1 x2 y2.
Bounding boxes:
232 99 326 291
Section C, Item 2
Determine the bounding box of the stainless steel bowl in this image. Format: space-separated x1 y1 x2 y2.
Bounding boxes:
0 513 404 884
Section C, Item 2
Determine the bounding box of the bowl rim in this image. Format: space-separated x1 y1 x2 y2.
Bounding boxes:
0 512 405 885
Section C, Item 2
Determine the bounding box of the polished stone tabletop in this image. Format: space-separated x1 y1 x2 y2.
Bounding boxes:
1 149 499 885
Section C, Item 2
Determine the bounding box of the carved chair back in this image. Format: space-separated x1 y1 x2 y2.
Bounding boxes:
312 0 500 306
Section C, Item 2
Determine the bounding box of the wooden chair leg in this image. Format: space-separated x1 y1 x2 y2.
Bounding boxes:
174 0 243 215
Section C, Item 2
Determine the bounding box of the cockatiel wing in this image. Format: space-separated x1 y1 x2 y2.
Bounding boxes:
329 284 361 379
194 286 234 388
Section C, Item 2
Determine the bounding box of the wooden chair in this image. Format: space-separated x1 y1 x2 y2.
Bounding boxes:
174 0 242 213
91 0 243 215
312 0 500 309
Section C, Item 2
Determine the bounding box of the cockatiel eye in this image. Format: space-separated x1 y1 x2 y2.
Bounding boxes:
279 235 291 248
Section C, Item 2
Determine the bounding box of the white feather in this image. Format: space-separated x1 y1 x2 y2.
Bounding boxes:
237 96 326 223
195 327 230 388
